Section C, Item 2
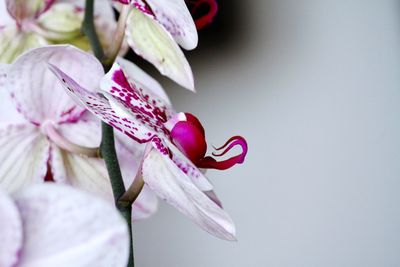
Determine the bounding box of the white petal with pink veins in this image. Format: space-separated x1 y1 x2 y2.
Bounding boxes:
6 45 104 124
142 147 236 241
125 8 195 90
0 124 50 193
14 184 129 267
0 64 26 126
0 189 23 267
146 0 198 50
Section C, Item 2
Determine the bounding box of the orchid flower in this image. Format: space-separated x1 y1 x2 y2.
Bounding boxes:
0 183 129 267
49 45 248 240
186 0 218 29
0 0 117 63
112 0 198 90
0 45 157 220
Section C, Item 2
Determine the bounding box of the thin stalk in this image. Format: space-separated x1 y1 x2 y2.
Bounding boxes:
104 4 131 65
82 0 134 266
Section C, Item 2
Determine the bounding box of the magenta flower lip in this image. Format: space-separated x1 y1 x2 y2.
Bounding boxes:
170 113 248 170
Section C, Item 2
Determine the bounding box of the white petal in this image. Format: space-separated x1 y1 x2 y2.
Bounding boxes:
6 45 104 124
58 112 101 148
117 57 171 105
0 124 50 193
37 3 83 41
0 63 9 87
131 185 158 220
142 147 236 240
0 189 23 267
126 8 194 90
50 146 113 201
0 0 13 26
145 0 198 50
50 126 158 220
5 0 53 23
13 183 130 267
0 26 49 64
115 132 158 220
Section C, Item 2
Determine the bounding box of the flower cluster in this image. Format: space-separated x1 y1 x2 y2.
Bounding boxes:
0 0 248 266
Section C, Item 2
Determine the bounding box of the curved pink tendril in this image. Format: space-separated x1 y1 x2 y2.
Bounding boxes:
187 0 218 29
212 135 245 157
197 136 248 170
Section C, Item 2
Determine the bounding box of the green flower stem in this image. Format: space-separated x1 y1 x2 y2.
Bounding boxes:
82 0 134 266
101 123 134 267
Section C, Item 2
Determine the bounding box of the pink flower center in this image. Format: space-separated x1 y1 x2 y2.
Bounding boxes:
169 113 248 170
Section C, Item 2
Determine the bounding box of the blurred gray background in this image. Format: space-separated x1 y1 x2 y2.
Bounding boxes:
133 1 400 266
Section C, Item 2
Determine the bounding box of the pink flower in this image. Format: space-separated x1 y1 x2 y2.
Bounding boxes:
49 45 248 240
0 183 129 267
0 45 157 220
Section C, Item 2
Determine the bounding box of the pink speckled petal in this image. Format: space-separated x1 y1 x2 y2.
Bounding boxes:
99 62 173 140
0 124 50 193
0 189 23 267
125 8 194 90
6 0 55 23
145 0 198 50
49 63 158 144
167 140 213 191
142 145 236 241
6 45 103 124
117 57 171 105
14 183 129 267
114 0 132 5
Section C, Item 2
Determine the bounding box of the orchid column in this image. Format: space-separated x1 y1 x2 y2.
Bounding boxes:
81 0 134 266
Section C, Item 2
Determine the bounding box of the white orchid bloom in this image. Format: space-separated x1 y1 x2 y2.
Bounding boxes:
0 0 117 63
113 0 198 90
0 45 157 220
49 45 248 240
0 183 129 267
